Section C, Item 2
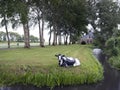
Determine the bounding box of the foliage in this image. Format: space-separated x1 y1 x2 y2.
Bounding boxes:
0 31 38 43
0 0 89 47
88 0 120 48
0 45 103 88
0 0 120 48
45 0 88 44
105 37 120 56
30 35 39 43
109 56 120 70
116 37 120 48
105 37 120 70
0 31 6 42
0 0 14 48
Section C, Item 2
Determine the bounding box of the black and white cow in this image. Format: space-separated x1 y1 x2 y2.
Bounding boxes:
55 54 80 67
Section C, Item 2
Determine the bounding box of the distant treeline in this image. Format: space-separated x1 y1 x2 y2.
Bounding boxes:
0 31 39 43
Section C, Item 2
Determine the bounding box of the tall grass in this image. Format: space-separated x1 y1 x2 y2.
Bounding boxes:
0 45 103 88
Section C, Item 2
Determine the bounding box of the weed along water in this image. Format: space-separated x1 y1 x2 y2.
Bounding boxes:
0 48 120 90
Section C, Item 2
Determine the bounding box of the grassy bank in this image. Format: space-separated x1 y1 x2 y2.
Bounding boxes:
0 45 103 88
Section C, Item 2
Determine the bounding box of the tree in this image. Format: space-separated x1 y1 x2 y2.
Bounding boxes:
30 35 39 43
30 0 47 47
9 32 21 42
45 0 88 45
0 0 14 48
86 0 98 31
0 31 6 41
87 0 120 48
94 0 120 48
11 0 31 48
47 23 52 45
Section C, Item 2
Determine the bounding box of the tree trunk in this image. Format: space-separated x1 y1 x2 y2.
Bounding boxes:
49 25 52 45
58 33 62 45
4 15 10 48
64 35 66 45
41 12 45 47
38 17 44 47
37 9 44 47
65 34 68 45
69 33 72 45
52 25 57 46
23 23 30 48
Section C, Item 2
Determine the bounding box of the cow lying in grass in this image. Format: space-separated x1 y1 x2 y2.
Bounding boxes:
55 54 80 67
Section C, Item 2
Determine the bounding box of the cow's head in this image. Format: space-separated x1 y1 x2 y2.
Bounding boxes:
55 54 66 66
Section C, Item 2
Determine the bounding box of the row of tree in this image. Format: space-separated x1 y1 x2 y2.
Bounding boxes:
0 0 120 48
0 31 38 42
0 0 88 48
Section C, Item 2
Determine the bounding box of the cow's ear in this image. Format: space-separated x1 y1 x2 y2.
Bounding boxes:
58 54 62 56
62 55 65 57
55 54 58 57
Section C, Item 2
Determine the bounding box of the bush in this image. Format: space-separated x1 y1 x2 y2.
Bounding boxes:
105 38 119 56
109 56 120 70
106 37 120 70
106 38 115 48
111 47 119 56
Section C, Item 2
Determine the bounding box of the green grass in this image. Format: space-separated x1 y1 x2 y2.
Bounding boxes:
0 44 103 88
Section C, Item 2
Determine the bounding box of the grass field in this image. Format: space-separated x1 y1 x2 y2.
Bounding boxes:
0 44 103 88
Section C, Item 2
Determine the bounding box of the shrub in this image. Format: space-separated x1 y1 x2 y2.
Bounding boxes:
109 56 120 70
106 37 120 70
105 38 119 56
106 38 115 49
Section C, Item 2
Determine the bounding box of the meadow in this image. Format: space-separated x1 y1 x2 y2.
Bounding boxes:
0 44 103 88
